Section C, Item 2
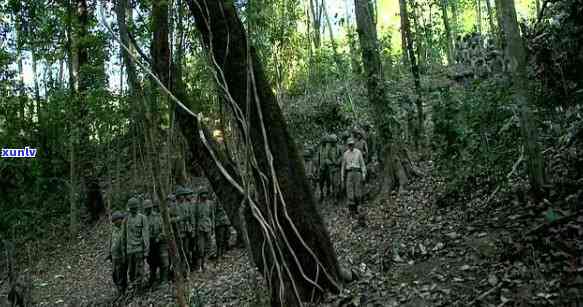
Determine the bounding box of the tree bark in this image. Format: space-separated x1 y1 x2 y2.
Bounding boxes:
74 0 105 221
440 0 454 65
484 0 496 34
476 0 482 33
185 0 342 304
398 0 423 147
495 0 546 192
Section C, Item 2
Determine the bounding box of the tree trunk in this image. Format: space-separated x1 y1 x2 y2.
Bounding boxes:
74 0 105 221
354 0 415 195
323 1 343 74
399 0 409 65
185 0 342 304
485 0 496 34
309 0 323 48
440 0 454 65
344 0 361 74
476 0 482 33
495 0 546 192
398 0 423 148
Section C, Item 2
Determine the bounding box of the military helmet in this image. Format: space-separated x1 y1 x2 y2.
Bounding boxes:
127 197 140 209
352 127 361 135
167 193 176 201
341 131 350 140
303 148 313 157
347 138 356 145
329 134 338 143
111 211 126 222
198 187 210 198
175 186 193 197
143 199 154 209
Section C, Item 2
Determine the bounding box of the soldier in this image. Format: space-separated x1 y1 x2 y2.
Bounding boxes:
107 211 127 295
144 199 169 286
341 138 367 226
193 188 213 271
317 135 333 201
328 134 343 200
123 197 149 290
213 197 230 259
352 128 369 162
175 187 193 273
303 147 317 189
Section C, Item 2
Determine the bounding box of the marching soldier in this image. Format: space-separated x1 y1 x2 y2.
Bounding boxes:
317 135 334 200
213 198 230 260
341 138 367 226
328 134 343 200
144 199 169 286
107 211 127 295
303 146 317 189
175 187 193 273
193 188 213 272
123 197 150 290
352 128 369 163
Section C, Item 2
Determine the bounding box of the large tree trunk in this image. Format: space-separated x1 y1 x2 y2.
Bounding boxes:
495 0 546 193
185 0 342 305
440 0 454 65
74 0 105 221
354 0 417 195
115 0 188 305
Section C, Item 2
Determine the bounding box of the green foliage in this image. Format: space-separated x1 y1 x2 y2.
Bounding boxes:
433 79 521 205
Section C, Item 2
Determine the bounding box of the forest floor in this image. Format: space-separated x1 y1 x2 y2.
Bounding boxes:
11 161 583 306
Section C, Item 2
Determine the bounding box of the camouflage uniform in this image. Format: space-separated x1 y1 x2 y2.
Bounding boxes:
109 211 127 294
193 189 212 271
123 197 150 289
144 199 169 285
213 201 230 259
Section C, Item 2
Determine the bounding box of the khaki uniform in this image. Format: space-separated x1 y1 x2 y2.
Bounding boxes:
123 213 149 288
341 148 367 215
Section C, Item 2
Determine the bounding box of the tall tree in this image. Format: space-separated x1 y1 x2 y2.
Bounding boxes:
398 0 423 147
308 0 324 48
344 0 361 74
440 0 454 65
114 0 188 304
476 0 482 33
495 0 546 192
322 1 343 74
185 0 343 304
354 0 418 195
484 0 496 34
74 0 105 221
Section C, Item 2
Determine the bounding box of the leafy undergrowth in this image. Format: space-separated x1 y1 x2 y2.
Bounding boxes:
11 159 583 306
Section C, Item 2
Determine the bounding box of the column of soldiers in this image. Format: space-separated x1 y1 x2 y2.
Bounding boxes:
453 32 506 82
107 186 231 296
303 126 371 226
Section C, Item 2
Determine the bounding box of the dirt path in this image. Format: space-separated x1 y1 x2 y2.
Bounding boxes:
23 162 578 306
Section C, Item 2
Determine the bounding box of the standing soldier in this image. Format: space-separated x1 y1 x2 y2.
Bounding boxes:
352 128 369 162
341 138 367 226
144 199 169 286
107 211 127 296
213 198 230 260
328 134 343 200
193 188 213 272
317 134 334 201
175 187 193 273
123 197 150 290
303 146 317 189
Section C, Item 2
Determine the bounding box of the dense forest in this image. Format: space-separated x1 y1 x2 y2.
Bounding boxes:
0 0 582 306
